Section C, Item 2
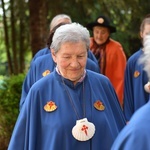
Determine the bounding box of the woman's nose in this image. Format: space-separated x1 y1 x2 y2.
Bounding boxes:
70 58 80 67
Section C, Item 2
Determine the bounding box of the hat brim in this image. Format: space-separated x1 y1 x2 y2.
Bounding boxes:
86 22 116 33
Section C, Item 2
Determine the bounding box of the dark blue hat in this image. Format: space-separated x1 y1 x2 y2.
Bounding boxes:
86 15 116 33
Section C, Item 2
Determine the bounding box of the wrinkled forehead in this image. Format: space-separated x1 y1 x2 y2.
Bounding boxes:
58 42 88 54
93 26 109 32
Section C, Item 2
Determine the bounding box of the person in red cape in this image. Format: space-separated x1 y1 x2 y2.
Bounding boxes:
86 15 127 106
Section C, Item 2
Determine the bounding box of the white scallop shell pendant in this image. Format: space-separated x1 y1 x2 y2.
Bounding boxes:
144 81 150 93
72 118 95 141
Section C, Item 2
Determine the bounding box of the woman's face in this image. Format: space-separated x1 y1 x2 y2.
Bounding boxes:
52 41 87 84
93 26 110 45
140 24 150 38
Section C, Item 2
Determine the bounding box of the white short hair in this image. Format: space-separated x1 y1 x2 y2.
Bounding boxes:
50 14 72 31
50 23 90 53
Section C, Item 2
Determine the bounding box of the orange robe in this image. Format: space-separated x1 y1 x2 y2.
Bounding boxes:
90 38 127 106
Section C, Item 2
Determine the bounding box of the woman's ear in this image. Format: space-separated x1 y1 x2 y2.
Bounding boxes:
51 49 57 63
140 31 143 38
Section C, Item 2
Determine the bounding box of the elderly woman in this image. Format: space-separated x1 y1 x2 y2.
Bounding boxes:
19 22 99 110
19 15 98 110
8 23 125 150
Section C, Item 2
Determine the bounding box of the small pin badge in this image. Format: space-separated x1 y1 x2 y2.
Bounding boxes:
94 100 105 111
97 18 104 24
44 101 57 112
134 71 140 78
42 70 50 77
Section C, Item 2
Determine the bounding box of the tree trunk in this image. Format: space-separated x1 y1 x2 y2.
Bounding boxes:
10 0 18 74
18 0 27 73
29 0 48 57
1 0 13 75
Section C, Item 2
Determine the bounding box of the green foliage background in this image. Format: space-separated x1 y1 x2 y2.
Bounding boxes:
0 74 25 149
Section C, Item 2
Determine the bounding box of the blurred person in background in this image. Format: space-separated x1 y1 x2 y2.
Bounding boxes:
123 14 150 122
86 15 126 106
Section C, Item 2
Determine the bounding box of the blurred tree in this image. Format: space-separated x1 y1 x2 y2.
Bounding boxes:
10 0 18 74
18 0 29 73
1 0 30 75
1 0 13 74
29 0 49 57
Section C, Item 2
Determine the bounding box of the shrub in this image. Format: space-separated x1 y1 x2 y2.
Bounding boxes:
0 74 25 150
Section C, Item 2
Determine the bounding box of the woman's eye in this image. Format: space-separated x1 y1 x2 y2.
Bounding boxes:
63 56 70 58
